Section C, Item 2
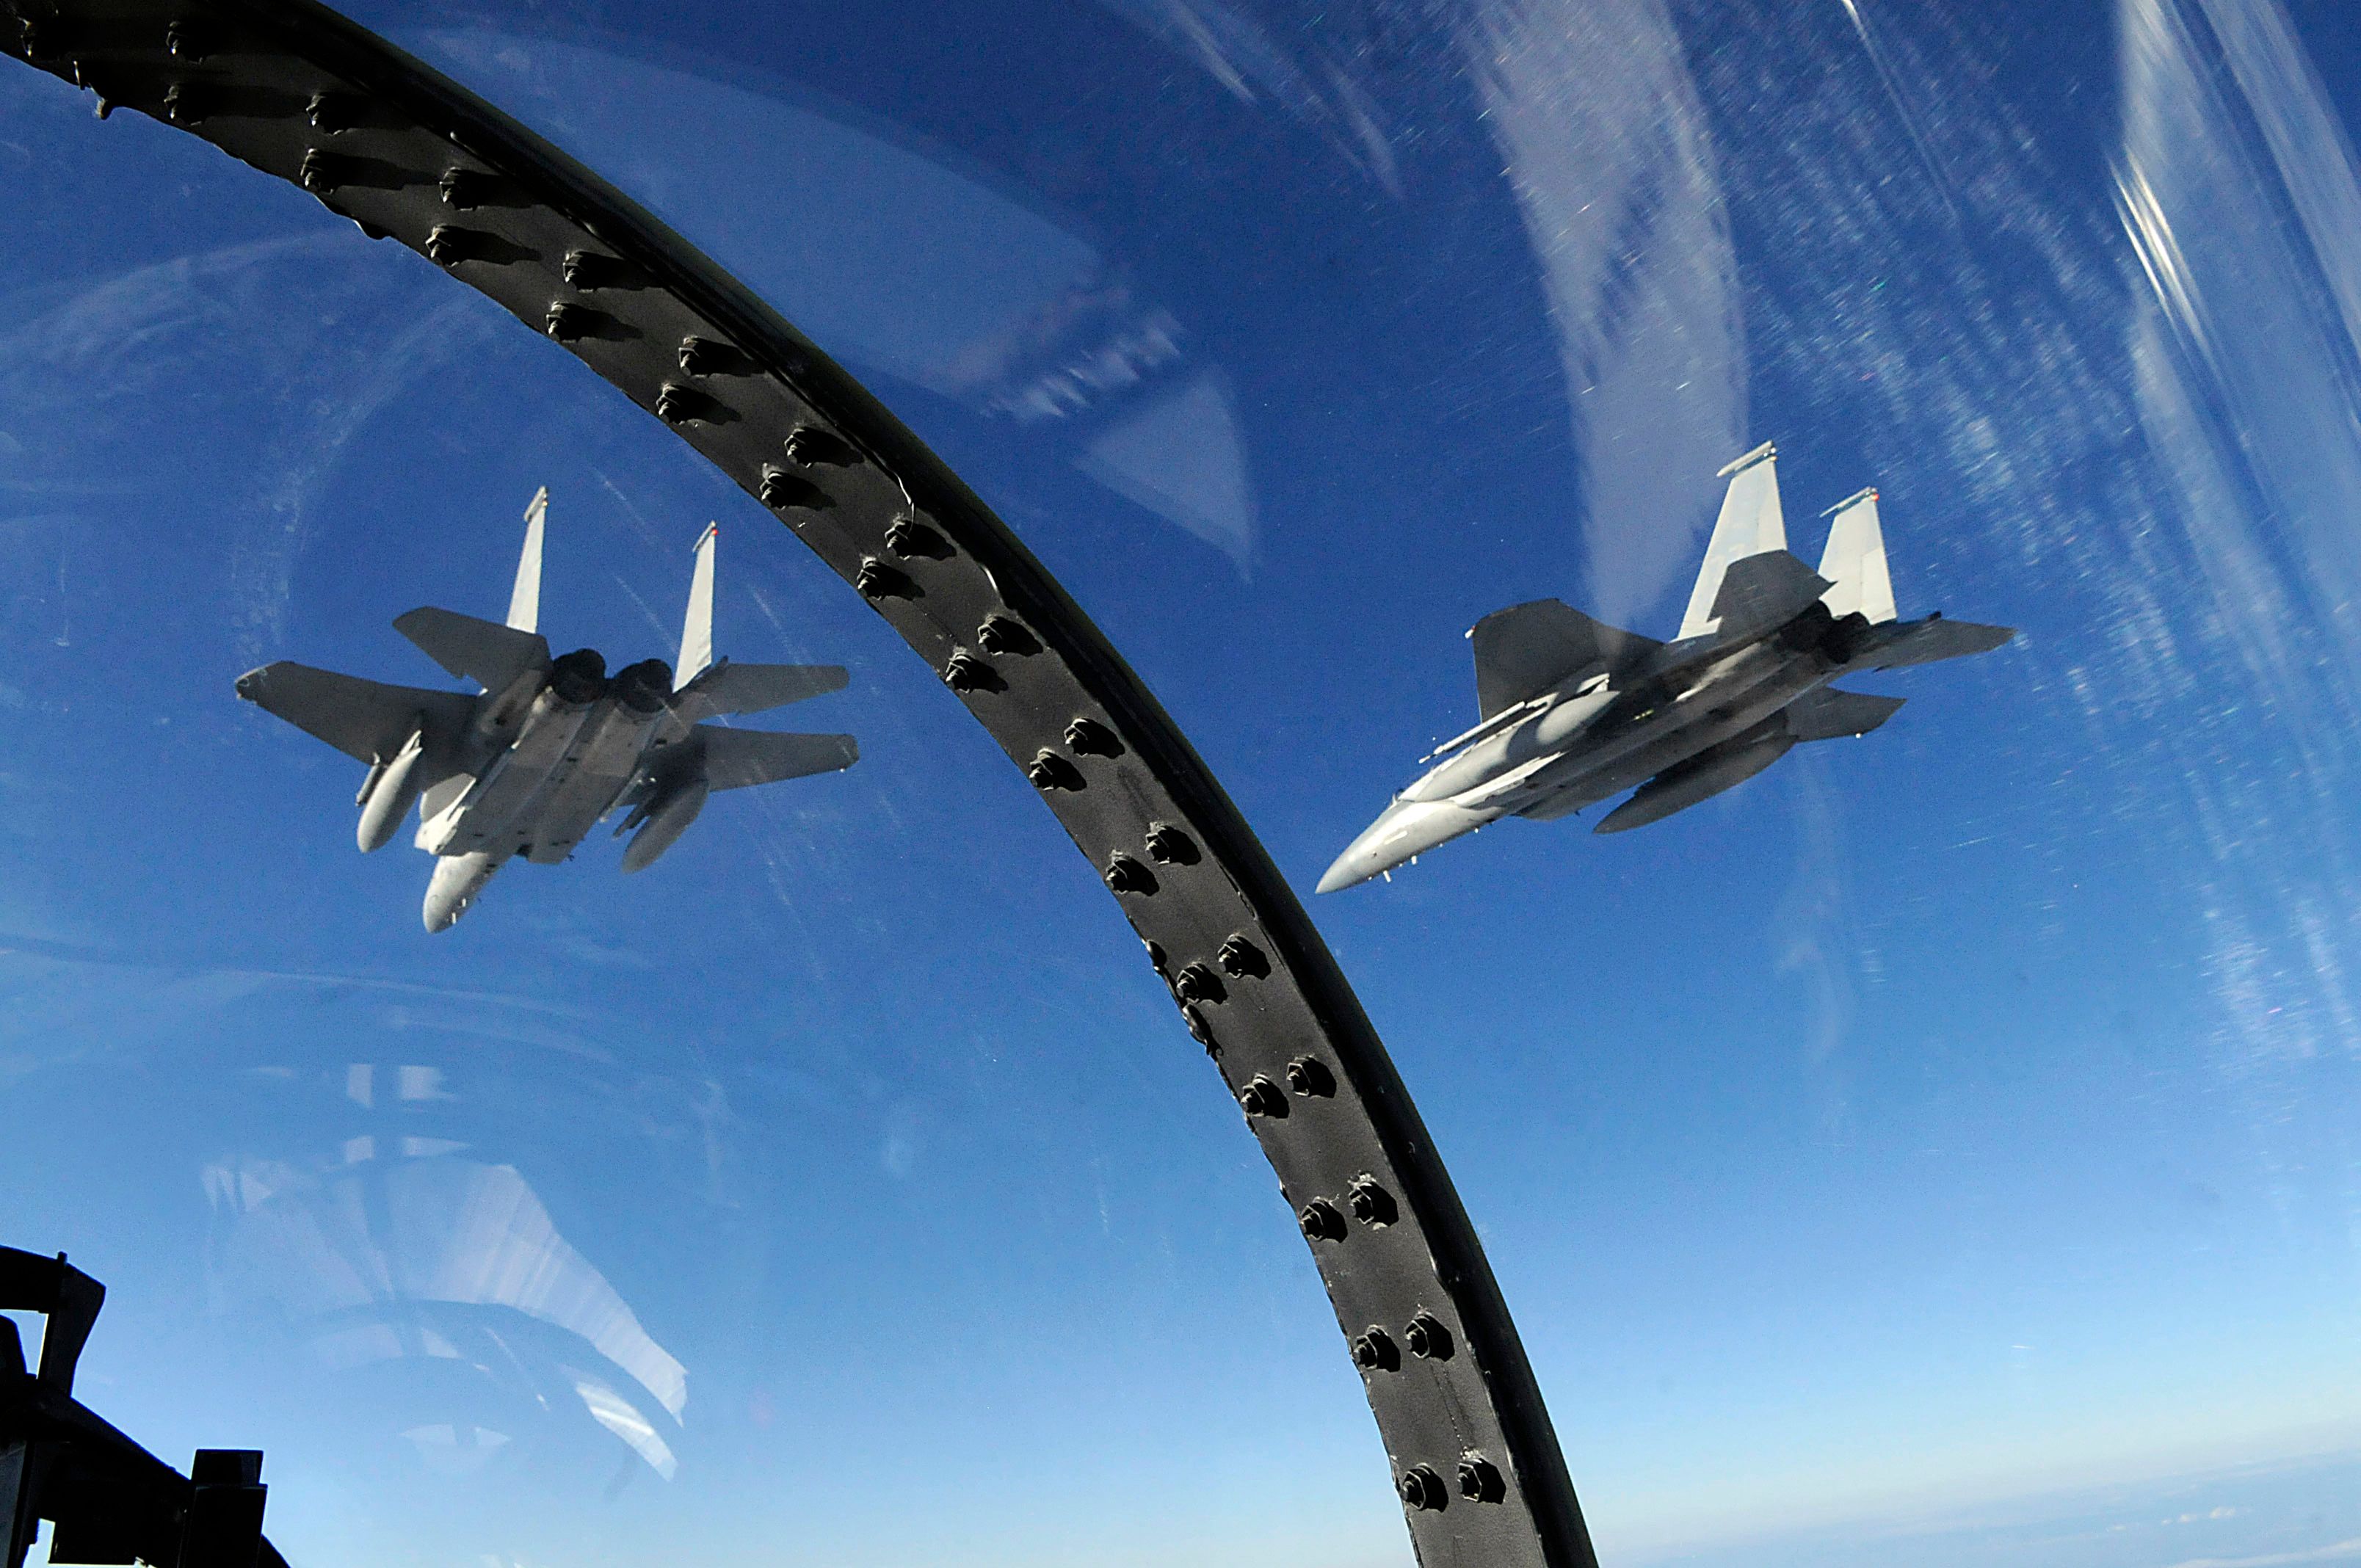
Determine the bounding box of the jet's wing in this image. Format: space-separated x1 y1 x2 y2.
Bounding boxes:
393 606 551 691
1469 600 1656 719
1680 442 1788 638
236 663 477 763
697 726 859 791
1785 686 1906 741
680 662 850 718
1855 616 2014 669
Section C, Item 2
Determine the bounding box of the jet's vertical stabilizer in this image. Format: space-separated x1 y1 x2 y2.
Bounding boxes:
507 487 548 634
1680 443 1787 639
676 523 717 692
1818 487 1897 624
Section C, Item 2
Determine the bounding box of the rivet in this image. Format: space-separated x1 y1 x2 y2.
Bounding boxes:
424 225 476 265
561 249 633 290
1352 1328 1400 1371
162 81 205 125
439 166 486 209
1298 1200 1346 1242
1143 940 1169 975
1404 1313 1454 1361
1218 935 1270 979
975 614 1040 656
1346 1175 1398 1227
884 516 950 559
1145 824 1200 866
1180 1003 1217 1053
1399 1466 1448 1512
1026 751 1084 792
165 20 208 60
854 557 917 600
1284 1056 1335 1097
1172 964 1225 1004
941 649 1002 694
759 467 832 512
656 382 722 424
352 218 390 242
1457 1456 1505 1504
1238 1075 1287 1118
93 96 111 119
544 300 603 343
1103 856 1158 896
298 148 345 194
306 90 359 133
785 425 855 466
1064 717 1122 756
677 335 750 376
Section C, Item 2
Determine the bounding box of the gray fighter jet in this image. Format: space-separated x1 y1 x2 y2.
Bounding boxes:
1319 443 2012 893
238 490 858 931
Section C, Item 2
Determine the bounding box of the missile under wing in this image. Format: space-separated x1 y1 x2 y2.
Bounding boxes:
1318 446 2013 891
238 490 860 931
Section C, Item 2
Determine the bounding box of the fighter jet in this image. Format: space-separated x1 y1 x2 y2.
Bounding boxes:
237 489 859 931
1319 443 2012 893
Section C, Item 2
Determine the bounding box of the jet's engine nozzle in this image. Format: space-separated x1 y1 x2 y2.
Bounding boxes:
356 723 429 853
612 658 675 716
422 850 503 932
549 648 608 705
620 774 708 873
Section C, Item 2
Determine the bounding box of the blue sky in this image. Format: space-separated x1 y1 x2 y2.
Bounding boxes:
4 1 2361 1564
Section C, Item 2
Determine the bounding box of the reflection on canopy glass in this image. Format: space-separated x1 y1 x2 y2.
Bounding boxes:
6 0 2361 1565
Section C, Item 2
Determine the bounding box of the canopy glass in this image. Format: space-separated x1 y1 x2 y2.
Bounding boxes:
4 1 2360 1564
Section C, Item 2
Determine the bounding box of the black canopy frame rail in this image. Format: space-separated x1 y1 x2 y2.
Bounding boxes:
1 6 1600 1564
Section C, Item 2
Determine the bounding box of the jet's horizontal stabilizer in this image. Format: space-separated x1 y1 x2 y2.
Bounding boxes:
1856 616 2014 670
1785 686 1905 741
394 607 551 692
1818 487 1897 624
1681 443 1788 639
698 727 859 791
1705 551 1831 644
236 662 476 766
678 661 850 718
1469 599 1655 719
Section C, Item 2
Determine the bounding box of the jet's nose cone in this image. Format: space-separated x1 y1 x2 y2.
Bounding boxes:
1318 798 1481 893
1314 853 1364 896
1317 806 1402 893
